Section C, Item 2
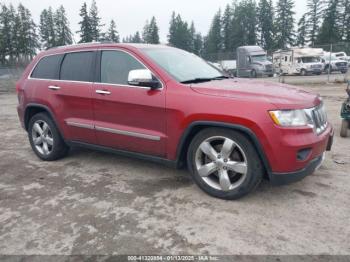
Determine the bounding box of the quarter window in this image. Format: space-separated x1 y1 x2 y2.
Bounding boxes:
100 50 145 85
31 54 63 79
60 52 94 82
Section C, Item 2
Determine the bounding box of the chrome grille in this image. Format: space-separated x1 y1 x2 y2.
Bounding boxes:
336 62 347 67
265 64 273 70
312 103 328 134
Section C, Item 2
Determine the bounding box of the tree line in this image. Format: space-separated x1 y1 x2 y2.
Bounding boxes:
0 0 349 65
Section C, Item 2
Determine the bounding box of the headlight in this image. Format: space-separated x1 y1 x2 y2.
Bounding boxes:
269 109 313 127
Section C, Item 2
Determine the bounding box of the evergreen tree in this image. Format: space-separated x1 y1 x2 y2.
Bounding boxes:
275 0 295 48
204 9 223 58
77 2 92 43
54 6 72 46
339 0 350 41
168 12 192 51
106 19 119 42
16 4 39 61
222 4 233 52
143 17 159 44
257 0 275 50
46 7 56 47
132 31 142 43
123 31 142 43
89 0 102 41
317 0 341 44
296 14 307 46
39 9 50 48
229 0 258 50
0 5 13 62
305 0 325 46
193 33 203 55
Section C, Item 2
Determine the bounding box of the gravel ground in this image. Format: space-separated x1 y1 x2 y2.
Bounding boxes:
0 80 349 255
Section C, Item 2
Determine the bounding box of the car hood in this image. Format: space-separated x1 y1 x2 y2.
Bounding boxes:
190 78 320 109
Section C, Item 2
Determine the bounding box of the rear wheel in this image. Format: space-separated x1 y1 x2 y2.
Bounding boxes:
187 128 264 200
28 112 69 161
340 119 349 138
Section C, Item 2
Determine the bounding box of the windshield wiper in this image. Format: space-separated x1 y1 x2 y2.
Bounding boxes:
180 75 228 84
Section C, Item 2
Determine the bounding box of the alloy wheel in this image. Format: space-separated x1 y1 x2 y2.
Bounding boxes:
31 120 54 156
195 136 248 192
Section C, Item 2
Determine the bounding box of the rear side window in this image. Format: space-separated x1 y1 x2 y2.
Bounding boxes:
60 52 94 82
100 50 145 85
31 54 63 79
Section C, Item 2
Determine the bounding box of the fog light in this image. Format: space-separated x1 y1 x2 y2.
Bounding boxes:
297 148 311 161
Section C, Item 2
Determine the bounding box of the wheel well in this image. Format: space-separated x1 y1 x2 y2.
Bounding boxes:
24 106 48 131
177 124 270 178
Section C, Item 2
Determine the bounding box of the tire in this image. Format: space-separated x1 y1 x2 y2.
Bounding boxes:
28 112 69 161
340 119 349 138
251 70 257 78
324 65 332 73
268 74 274 77
187 128 264 200
300 69 307 76
341 70 347 74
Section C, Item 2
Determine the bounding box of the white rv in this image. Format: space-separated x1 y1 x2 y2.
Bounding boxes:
272 48 324 76
322 52 349 73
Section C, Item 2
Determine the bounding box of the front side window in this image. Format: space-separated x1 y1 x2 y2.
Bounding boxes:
31 54 63 79
60 52 94 82
101 50 145 85
142 47 224 83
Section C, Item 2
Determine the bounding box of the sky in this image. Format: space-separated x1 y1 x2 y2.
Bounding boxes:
3 0 307 43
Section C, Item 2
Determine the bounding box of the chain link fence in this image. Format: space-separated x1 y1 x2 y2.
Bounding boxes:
202 42 350 84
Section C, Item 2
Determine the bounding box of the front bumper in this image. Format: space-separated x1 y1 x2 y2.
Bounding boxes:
269 129 333 185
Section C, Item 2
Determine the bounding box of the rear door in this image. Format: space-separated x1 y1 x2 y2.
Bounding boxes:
92 49 166 157
49 51 96 144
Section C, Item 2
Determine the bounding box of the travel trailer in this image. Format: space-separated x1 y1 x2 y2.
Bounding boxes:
236 46 274 77
272 48 324 76
219 60 237 77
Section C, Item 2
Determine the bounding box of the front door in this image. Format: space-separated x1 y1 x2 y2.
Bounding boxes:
92 49 166 157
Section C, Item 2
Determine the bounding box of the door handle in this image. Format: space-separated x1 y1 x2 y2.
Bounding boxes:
96 90 111 95
48 85 61 90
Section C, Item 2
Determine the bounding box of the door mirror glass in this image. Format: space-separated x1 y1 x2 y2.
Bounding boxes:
128 69 161 89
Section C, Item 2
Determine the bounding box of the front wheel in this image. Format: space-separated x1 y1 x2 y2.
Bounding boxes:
340 119 349 138
300 69 307 76
251 70 257 78
187 128 264 200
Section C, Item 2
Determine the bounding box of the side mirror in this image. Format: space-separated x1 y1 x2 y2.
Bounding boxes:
128 69 161 89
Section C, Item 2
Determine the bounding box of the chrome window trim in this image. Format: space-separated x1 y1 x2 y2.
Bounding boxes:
27 48 165 90
28 49 97 82
65 120 160 141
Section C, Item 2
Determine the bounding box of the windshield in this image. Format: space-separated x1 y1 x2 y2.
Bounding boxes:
251 55 267 62
142 47 224 83
301 57 321 63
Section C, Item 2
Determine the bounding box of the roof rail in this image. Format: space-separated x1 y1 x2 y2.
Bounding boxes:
48 42 103 50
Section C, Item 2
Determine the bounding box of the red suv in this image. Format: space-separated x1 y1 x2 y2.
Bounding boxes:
16 43 334 199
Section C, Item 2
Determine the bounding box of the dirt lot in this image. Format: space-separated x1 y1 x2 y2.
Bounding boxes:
0 80 349 256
